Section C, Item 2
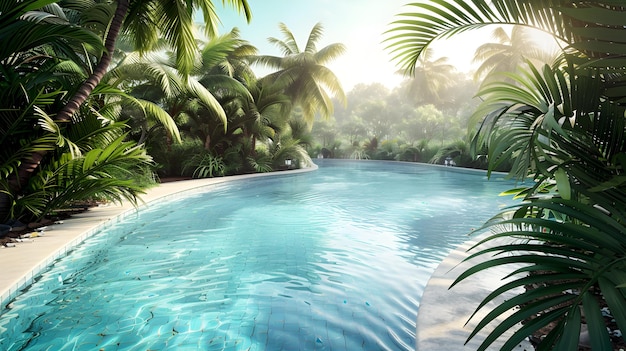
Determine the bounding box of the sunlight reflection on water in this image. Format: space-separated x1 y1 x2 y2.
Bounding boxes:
0 160 516 351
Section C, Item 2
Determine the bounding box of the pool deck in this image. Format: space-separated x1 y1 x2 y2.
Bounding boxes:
0 164 533 350
416 236 534 351
0 168 314 313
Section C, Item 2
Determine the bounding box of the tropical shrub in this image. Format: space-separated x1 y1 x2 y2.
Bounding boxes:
266 136 313 170
246 149 274 173
183 152 226 178
148 139 201 178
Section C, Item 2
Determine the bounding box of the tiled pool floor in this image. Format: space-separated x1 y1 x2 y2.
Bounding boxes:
0 171 304 313
0 165 530 350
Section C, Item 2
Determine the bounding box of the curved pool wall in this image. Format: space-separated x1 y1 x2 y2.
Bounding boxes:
416 232 533 351
0 160 517 350
0 168 312 309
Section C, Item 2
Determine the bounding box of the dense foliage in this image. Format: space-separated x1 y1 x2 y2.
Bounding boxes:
388 1 626 350
311 26 557 169
309 75 485 164
6 1 625 349
0 0 345 224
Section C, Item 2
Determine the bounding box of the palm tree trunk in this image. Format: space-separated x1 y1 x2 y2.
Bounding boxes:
0 0 129 222
56 0 129 122
251 134 256 155
204 135 211 150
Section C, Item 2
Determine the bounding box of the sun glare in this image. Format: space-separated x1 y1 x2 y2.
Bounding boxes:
526 27 562 54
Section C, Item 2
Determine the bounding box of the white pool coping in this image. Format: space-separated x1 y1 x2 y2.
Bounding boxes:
0 167 315 313
416 234 533 350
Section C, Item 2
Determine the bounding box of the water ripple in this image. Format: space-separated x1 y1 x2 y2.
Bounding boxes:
0 161 516 350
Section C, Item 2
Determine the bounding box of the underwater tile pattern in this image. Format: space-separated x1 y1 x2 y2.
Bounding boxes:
0 161 517 350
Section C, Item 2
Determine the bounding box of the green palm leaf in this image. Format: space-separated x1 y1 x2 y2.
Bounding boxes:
250 23 345 123
386 1 625 72
0 21 104 62
43 134 153 213
452 196 626 350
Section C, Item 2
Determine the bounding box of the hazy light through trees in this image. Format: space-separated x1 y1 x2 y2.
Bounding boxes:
309 25 561 163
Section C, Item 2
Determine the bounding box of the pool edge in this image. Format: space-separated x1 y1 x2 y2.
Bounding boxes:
416 233 533 350
0 166 317 314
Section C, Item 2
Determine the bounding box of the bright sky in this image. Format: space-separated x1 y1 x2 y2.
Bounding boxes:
214 1 556 91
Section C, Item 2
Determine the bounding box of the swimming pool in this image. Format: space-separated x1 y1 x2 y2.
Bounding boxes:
0 160 516 350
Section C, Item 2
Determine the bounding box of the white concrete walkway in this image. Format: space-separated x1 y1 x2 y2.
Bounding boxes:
0 168 314 312
416 235 534 350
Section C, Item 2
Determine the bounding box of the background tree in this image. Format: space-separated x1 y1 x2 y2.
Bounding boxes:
339 115 368 147
308 76 477 164
251 22 346 124
397 104 446 143
357 100 392 140
310 118 339 150
399 49 455 106
473 25 560 82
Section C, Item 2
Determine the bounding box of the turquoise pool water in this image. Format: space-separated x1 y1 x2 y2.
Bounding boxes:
0 160 516 350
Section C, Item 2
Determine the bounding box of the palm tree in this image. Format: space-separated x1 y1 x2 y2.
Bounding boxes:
473 25 559 81
178 77 292 176
1 0 251 221
242 79 292 153
196 28 258 84
192 32 289 153
106 39 248 147
251 22 347 124
195 27 263 148
386 1 626 350
0 1 107 221
174 31 296 176
401 49 455 105
0 56 153 221
57 0 252 122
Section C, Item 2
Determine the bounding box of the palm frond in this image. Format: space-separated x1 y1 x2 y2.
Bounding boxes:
451 197 626 351
187 77 227 129
195 0 251 39
385 0 502 75
36 106 81 157
0 20 104 62
41 135 153 215
304 22 323 54
314 43 347 66
248 54 284 70
155 0 198 75
276 22 300 54
0 0 60 23
386 1 626 77
139 100 181 143
65 112 126 151
123 0 159 52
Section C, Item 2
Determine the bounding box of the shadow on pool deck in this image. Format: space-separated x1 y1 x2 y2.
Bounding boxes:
417 235 534 351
